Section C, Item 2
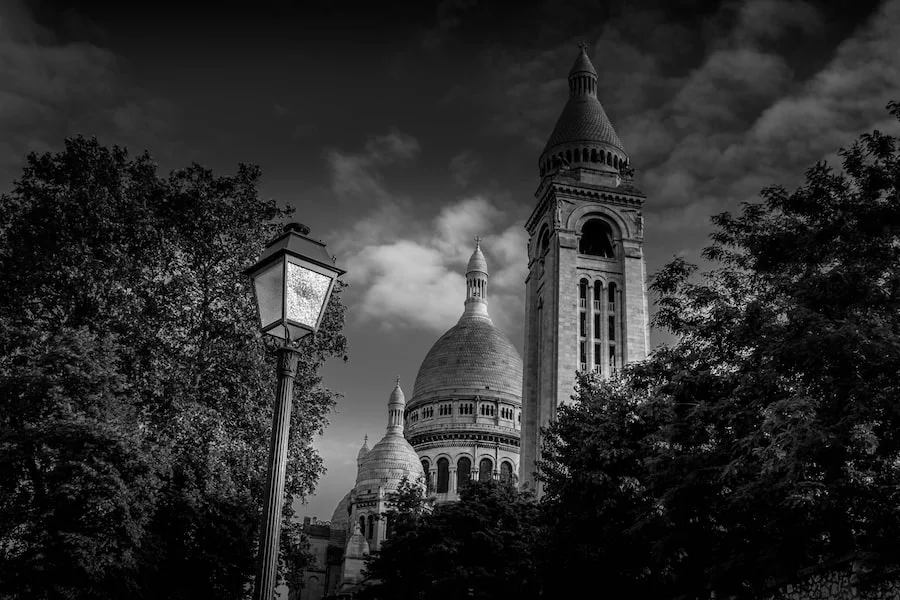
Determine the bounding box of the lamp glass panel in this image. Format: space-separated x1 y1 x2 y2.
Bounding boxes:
285 261 331 329
253 260 284 330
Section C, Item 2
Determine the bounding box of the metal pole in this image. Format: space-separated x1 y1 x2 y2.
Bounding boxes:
253 344 299 600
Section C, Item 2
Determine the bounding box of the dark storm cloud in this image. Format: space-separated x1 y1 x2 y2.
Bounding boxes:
480 0 899 244
0 0 178 188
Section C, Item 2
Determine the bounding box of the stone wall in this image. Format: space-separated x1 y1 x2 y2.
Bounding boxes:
762 570 900 600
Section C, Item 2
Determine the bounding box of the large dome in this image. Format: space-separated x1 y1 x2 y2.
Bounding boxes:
411 313 523 402
355 435 424 493
330 490 351 527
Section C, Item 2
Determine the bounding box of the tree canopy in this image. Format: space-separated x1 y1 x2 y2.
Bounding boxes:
0 136 347 599
359 480 543 600
539 100 900 598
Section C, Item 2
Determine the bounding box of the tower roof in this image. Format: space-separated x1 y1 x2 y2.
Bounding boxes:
542 45 625 157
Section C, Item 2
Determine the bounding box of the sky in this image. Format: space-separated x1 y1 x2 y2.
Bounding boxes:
2 0 899 522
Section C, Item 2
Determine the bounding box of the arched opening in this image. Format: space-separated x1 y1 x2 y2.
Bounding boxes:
385 514 393 539
565 149 572 163
579 279 588 300
500 461 513 483
582 148 589 162
614 155 619 168
606 153 612 166
478 458 493 482
367 514 374 540
421 458 431 491
457 457 472 488
591 148 598 162
358 516 365 535
436 457 449 493
538 226 550 256
578 219 615 258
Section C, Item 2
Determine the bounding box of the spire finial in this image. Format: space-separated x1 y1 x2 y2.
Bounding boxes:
578 41 589 53
395 375 400 387
364 434 368 444
474 236 482 250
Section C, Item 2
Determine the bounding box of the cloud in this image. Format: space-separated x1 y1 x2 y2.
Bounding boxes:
0 0 178 189
323 130 421 204
342 194 527 337
482 0 899 243
422 0 479 51
449 150 480 187
323 131 527 338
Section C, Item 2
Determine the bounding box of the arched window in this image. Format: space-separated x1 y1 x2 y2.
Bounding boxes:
606 153 612 165
591 148 598 162
500 461 513 483
457 457 472 488
579 279 588 300
582 148 589 162
367 514 374 540
421 459 431 491
579 219 615 258
614 155 619 168
538 226 550 256
479 458 493 482
436 458 449 493
358 516 365 535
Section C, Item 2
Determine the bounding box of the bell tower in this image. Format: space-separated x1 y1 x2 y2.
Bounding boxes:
519 44 650 492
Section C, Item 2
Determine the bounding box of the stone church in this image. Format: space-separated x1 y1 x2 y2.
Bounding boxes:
292 44 649 600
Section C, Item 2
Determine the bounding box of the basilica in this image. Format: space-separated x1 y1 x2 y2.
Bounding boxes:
293 44 650 600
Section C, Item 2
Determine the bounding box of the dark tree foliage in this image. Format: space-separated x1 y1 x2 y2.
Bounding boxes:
0 136 347 599
539 101 900 598
359 480 543 600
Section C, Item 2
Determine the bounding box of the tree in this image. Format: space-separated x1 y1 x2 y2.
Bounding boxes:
539 100 900 598
0 136 347 599
359 480 543 600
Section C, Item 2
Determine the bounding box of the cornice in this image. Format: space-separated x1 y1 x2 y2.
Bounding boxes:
526 180 646 232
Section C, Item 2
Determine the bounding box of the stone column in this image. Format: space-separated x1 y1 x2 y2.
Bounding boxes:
599 282 608 377
449 467 458 493
586 282 595 371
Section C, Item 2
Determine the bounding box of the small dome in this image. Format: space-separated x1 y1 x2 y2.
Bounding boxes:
357 436 369 463
330 490 352 527
411 314 522 402
389 379 405 405
467 241 488 275
355 435 424 492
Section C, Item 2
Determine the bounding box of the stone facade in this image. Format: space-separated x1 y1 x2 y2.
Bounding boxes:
520 46 650 492
296 382 424 600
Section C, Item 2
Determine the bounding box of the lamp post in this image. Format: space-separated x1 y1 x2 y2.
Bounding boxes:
245 222 345 600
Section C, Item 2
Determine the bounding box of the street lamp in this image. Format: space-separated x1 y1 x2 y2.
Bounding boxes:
245 222 345 600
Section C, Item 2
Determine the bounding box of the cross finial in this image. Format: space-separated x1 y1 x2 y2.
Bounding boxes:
474 236 482 250
364 434 368 444
578 41 589 53
395 375 400 387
